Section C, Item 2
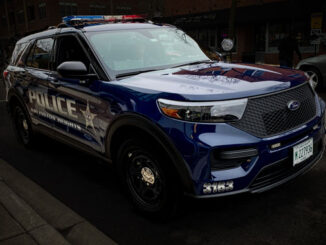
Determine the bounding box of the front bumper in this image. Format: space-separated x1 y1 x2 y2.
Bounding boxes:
163 97 326 198
193 133 324 198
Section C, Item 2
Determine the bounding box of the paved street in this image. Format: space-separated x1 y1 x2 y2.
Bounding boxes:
0 91 326 244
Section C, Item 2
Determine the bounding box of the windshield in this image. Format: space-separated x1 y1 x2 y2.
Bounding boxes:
86 27 209 77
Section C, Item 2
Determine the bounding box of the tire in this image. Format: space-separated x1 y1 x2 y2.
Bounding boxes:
302 67 323 91
12 103 35 147
116 137 181 219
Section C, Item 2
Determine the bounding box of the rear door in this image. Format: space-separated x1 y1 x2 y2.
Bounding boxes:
24 37 55 128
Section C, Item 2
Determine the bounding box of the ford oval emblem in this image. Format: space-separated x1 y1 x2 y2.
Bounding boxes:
287 100 300 111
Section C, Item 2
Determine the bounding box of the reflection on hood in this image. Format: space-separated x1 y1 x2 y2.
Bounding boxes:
173 62 306 83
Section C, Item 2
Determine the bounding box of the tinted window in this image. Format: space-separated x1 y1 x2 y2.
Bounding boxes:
26 38 54 70
10 42 28 65
56 36 90 71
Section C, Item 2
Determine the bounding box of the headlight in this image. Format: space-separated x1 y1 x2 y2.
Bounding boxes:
157 98 248 122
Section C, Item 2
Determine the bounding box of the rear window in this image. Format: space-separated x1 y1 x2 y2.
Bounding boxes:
10 42 29 66
26 38 54 70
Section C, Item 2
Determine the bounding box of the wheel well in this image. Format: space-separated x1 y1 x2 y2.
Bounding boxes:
108 121 195 194
8 94 32 122
299 64 321 74
110 125 160 162
8 95 21 113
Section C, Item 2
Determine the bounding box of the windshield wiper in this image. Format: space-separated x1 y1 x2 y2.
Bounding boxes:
116 69 157 78
171 60 213 68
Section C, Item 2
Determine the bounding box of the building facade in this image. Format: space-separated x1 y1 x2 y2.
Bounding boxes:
0 0 325 65
164 0 326 64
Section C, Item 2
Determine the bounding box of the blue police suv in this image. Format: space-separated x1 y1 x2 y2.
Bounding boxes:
3 15 326 218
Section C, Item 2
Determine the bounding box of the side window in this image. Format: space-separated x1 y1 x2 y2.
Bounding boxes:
56 35 90 71
10 42 28 66
26 38 54 70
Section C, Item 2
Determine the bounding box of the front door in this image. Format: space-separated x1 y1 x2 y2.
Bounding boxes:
47 35 110 153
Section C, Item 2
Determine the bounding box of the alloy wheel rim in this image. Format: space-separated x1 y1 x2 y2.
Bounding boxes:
16 108 30 142
126 152 164 207
307 71 318 88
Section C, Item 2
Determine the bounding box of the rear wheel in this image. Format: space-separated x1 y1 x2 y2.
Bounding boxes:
116 137 181 219
12 104 34 147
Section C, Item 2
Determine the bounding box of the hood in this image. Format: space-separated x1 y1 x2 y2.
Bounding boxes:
111 62 308 101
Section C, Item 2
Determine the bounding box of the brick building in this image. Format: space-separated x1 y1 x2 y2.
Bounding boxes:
163 0 326 65
0 0 325 65
0 0 163 63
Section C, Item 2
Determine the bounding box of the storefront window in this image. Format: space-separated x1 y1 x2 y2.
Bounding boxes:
267 21 314 53
254 24 266 52
193 28 237 52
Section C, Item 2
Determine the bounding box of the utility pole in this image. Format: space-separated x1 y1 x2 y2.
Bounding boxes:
23 0 28 33
110 0 114 14
227 0 237 62
228 0 237 40
4 0 10 35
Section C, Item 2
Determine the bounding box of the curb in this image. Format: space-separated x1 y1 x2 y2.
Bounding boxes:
0 159 117 245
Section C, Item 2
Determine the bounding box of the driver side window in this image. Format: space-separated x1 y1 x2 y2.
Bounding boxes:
56 35 90 72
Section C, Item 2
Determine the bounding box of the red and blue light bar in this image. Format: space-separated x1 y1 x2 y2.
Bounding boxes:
62 15 147 26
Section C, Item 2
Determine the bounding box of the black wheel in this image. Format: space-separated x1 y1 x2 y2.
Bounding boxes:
12 104 34 147
302 67 323 91
116 137 181 219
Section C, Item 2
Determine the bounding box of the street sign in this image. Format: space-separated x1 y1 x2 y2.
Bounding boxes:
311 39 320 45
311 29 322 36
311 13 323 29
310 29 321 45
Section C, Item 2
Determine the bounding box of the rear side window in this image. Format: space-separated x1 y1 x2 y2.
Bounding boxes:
26 38 54 70
10 42 28 66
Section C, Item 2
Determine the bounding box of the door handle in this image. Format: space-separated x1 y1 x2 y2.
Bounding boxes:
48 79 61 88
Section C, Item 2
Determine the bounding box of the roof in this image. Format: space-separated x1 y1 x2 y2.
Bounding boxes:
16 27 78 44
16 22 166 44
82 23 163 32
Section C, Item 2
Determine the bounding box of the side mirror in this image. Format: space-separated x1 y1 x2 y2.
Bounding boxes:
214 50 225 61
57 61 94 79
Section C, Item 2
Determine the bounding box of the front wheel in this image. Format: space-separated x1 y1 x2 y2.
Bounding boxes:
116 138 181 219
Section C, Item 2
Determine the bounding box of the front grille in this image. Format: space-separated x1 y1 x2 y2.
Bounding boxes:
250 139 322 190
231 84 316 137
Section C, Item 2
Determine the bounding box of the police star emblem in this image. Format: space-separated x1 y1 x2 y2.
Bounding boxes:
81 101 96 130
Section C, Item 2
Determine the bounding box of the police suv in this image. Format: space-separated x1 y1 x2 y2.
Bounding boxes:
3 15 326 218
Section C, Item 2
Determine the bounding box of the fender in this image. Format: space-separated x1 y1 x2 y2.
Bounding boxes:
106 113 195 194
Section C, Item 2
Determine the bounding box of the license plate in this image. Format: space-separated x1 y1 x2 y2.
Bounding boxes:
293 138 313 166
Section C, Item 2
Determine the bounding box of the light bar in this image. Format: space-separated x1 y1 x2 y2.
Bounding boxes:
62 15 146 26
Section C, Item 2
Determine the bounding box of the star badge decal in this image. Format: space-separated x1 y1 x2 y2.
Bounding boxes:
81 101 96 130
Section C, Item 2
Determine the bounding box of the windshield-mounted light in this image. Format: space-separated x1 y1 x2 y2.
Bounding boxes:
157 98 248 123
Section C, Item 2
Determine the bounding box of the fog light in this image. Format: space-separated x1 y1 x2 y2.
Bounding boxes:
271 142 281 149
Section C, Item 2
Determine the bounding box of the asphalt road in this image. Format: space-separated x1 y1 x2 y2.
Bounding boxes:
1 90 326 244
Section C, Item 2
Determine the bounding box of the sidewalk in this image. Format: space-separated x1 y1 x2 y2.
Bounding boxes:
0 159 117 245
